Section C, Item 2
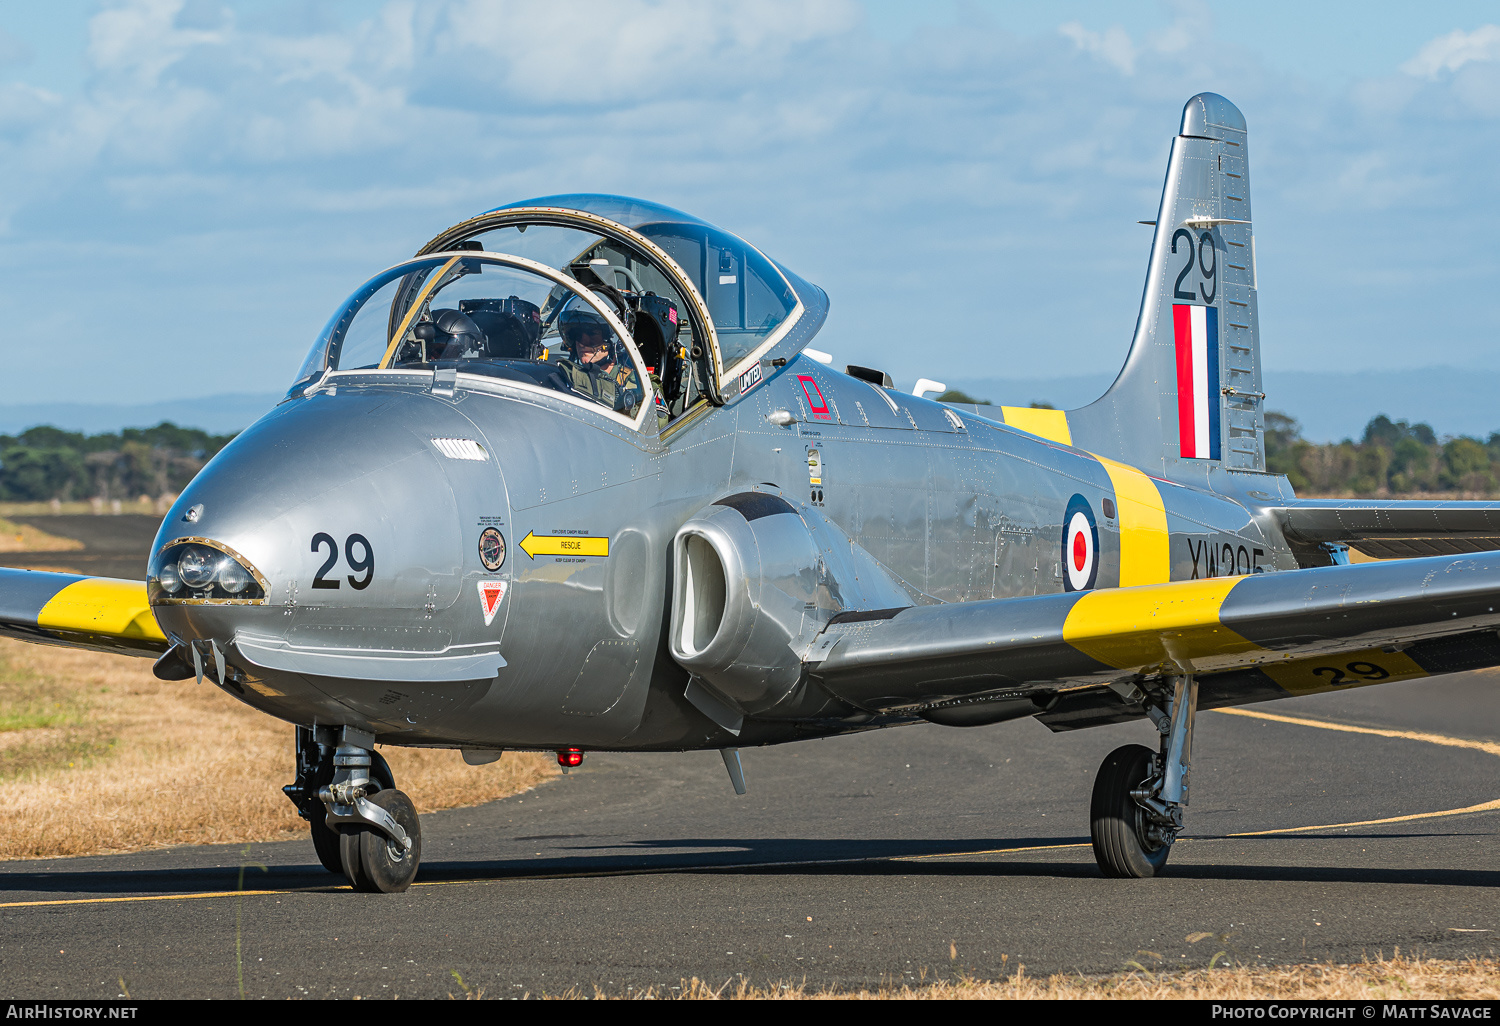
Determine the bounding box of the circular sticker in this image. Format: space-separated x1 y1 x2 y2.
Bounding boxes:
1062 494 1099 592
478 528 506 571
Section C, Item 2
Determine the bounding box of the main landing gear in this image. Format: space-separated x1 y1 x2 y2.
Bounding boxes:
1091 674 1198 878
285 725 423 893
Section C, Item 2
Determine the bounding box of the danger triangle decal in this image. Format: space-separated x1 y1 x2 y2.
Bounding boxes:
478 580 507 627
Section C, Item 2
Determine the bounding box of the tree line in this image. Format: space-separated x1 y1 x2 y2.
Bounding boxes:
1266 412 1500 496
0 423 237 503
2 408 1494 503
937 390 1500 498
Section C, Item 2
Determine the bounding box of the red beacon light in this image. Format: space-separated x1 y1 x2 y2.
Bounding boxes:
557 747 584 768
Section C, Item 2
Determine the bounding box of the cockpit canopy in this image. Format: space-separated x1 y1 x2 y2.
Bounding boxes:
292 194 823 432
295 254 653 422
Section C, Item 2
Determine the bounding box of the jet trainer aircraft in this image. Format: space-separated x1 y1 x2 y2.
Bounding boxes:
6 92 1500 891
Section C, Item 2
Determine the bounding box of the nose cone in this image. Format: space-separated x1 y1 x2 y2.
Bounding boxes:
152 387 504 642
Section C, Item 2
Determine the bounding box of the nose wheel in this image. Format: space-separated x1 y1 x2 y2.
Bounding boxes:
284 725 424 892
338 788 422 893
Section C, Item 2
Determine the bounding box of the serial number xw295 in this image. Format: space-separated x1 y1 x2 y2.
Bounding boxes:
1186 537 1266 579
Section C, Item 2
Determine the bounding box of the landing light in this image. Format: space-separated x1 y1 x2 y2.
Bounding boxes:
176 545 218 589
150 541 266 604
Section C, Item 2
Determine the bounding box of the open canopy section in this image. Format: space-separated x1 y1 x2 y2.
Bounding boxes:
293 254 655 428
419 195 819 403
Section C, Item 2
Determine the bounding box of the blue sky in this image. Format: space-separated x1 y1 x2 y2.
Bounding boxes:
3 1 1500 416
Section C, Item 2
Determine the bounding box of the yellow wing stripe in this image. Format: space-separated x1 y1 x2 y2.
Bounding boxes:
1063 576 1258 671
36 579 165 643
1093 456 1170 587
999 406 1072 446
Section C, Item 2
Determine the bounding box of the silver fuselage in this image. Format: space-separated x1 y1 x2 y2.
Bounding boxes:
150 356 1295 753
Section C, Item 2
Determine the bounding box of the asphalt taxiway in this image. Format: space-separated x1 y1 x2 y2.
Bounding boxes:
2 669 1497 998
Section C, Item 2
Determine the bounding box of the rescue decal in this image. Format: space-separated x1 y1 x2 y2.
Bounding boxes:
1172 303 1221 460
36 578 166 642
478 528 506 571
1061 494 1099 592
519 531 609 559
478 580 508 627
1061 576 1259 671
1092 457 1170 586
1000 406 1072 446
798 375 832 421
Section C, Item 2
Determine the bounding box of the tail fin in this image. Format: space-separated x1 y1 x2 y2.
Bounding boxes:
1061 92 1263 475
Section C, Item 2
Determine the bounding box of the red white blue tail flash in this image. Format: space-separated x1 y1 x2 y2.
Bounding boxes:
1173 303 1220 460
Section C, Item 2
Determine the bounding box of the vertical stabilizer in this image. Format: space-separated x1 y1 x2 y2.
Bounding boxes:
1062 93 1263 475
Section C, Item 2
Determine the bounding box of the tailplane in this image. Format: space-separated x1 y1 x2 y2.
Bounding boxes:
1025 93 1264 475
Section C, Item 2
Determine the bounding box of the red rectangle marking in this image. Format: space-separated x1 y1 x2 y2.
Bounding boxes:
799 375 832 420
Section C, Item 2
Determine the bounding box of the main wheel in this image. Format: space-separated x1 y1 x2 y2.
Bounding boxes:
1091 744 1172 878
338 789 422 893
310 815 342 874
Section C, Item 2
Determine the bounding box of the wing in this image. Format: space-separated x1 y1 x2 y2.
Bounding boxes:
0 567 168 657
808 552 1500 731
1274 498 1500 559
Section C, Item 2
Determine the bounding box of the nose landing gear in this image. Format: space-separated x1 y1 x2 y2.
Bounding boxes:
1090 674 1198 878
284 725 422 892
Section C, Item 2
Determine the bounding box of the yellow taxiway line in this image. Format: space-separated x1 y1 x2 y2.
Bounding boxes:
0 886 336 909
1215 707 1500 836
4 707 1496 909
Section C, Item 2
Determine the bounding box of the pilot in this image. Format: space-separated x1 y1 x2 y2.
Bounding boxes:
557 299 643 414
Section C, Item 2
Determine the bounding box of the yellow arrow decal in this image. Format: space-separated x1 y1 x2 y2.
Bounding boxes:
519 532 609 559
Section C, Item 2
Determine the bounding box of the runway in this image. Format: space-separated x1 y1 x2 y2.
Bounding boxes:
2 670 1497 998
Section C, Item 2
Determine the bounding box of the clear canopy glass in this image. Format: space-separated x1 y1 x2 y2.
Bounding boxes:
293 255 652 422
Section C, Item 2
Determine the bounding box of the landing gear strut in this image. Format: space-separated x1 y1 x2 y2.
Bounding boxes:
284 725 420 892
1091 674 1197 878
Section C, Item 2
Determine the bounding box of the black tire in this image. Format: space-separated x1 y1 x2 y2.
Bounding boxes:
1090 744 1172 879
310 815 342 874
370 751 396 793
338 789 422 893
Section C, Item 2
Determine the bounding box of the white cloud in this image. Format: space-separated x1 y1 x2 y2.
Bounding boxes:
1401 24 1500 79
1058 0 1213 77
1059 21 1136 75
1 0 1500 407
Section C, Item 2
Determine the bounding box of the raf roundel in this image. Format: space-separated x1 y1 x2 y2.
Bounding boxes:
1062 494 1100 592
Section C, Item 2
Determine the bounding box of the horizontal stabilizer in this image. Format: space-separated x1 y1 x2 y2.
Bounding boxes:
1275 499 1500 558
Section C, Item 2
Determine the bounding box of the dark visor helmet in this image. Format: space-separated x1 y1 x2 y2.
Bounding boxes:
558 295 622 363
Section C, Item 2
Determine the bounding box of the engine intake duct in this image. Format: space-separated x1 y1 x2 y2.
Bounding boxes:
669 494 816 715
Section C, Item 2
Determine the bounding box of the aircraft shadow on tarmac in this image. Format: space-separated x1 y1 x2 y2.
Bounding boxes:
7 832 1499 898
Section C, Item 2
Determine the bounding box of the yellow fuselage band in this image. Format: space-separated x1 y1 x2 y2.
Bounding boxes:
1094 456 1170 587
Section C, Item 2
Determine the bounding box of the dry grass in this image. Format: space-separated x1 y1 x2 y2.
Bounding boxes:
0 638 558 860
0 517 84 553
0 500 162 517
537 954 1500 1000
